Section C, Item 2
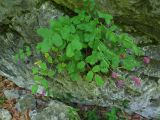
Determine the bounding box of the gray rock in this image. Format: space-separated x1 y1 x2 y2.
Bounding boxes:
143 45 160 61
3 89 20 100
15 94 36 113
143 61 160 78
0 109 12 120
30 100 80 120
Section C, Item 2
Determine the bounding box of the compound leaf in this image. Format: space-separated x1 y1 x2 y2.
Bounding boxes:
77 61 85 70
66 44 74 57
92 65 100 72
86 71 94 81
31 84 38 94
95 74 104 86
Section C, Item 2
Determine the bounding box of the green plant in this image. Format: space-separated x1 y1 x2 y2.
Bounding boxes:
67 107 80 120
86 108 99 120
0 96 6 105
106 107 119 120
14 0 143 94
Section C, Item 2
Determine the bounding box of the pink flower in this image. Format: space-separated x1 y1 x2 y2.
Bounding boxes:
132 76 141 86
116 80 124 88
143 56 150 64
18 60 22 64
41 89 46 96
111 72 119 79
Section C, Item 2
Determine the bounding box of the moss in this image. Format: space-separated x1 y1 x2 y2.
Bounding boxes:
48 74 99 101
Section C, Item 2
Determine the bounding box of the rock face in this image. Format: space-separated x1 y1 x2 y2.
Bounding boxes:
15 94 36 113
3 89 20 100
0 109 12 120
30 101 80 120
0 0 160 119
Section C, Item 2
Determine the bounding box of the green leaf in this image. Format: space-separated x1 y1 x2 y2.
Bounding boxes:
106 30 117 42
95 74 104 86
39 70 48 76
25 46 31 56
101 67 108 73
57 63 66 73
18 49 24 60
109 25 118 31
73 51 83 61
92 65 100 72
67 61 76 74
41 79 48 89
71 36 83 50
100 60 109 73
31 84 38 94
47 56 53 63
50 19 61 29
58 16 70 25
51 47 58 52
60 25 71 39
86 51 100 65
111 56 120 69
32 67 39 74
132 46 144 56
70 73 81 81
89 0 96 11
33 75 42 81
26 51 31 56
47 70 55 78
60 24 75 39
98 42 107 52
88 39 100 49
77 61 85 70
106 107 118 120
20 53 25 60
123 56 140 70
66 44 74 57
86 71 94 81
97 11 113 24
77 21 96 32
19 49 23 55
84 33 95 42
37 28 52 40
40 62 47 70
14 54 19 62
70 25 76 33
86 109 99 120
26 46 30 51
86 55 94 65
51 33 63 47
71 15 81 25
38 41 51 53
119 33 133 48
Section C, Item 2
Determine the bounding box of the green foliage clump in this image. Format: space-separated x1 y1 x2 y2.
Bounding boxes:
106 107 119 120
0 96 6 105
14 0 143 94
86 109 99 120
67 107 80 120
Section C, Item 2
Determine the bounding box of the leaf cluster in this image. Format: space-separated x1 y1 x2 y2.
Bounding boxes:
35 9 143 86
14 0 143 93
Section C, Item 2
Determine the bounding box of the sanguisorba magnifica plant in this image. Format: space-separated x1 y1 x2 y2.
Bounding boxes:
15 0 144 94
